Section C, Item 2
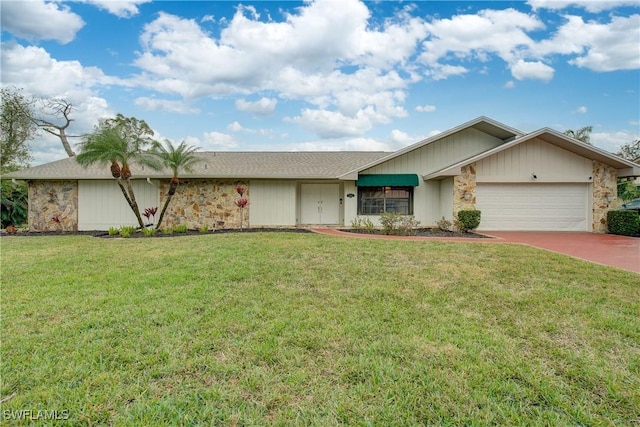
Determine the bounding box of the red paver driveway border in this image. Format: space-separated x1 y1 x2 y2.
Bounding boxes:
483 231 639 273
311 229 639 273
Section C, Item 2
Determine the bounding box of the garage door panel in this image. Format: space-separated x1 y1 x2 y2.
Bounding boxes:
476 183 588 231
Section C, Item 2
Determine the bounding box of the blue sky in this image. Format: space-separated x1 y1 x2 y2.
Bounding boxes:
1 0 639 165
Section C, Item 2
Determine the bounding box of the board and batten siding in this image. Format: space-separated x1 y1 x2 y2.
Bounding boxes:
78 180 159 230
249 180 297 226
362 128 504 176
358 128 504 226
475 138 593 182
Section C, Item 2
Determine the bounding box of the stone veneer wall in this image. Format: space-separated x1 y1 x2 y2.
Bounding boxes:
592 161 617 233
28 180 78 231
452 163 477 217
158 179 249 229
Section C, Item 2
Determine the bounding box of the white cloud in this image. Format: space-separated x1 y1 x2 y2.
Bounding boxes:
288 108 376 138
534 15 640 72
1 43 115 98
78 0 151 18
415 105 436 113
592 130 640 154
425 64 469 81
504 80 516 89
227 121 244 132
527 0 640 13
235 97 277 115
130 0 426 138
575 106 588 114
0 0 84 44
134 97 199 114
511 59 555 81
199 131 239 150
421 8 543 65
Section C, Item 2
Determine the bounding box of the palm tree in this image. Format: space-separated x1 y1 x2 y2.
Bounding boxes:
76 122 160 228
564 126 593 144
151 140 201 229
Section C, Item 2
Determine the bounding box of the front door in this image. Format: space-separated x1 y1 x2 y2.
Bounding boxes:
300 184 340 225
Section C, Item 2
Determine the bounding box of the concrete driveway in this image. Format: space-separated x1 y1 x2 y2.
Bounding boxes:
484 231 640 273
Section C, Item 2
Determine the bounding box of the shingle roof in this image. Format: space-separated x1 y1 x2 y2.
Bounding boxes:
3 151 391 180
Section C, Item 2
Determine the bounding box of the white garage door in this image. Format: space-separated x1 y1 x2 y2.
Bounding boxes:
476 183 589 231
78 180 159 230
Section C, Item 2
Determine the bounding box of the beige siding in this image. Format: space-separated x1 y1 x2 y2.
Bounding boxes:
249 180 297 226
78 180 159 230
362 128 503 175
438 179 454 221
476 138 592 183
343 182 358 226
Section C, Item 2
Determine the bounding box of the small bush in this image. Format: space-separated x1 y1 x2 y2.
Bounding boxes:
108 227 119 236
199 225 210 233
172 224 188 233
350 216 376 233
436 217 452 232
457 210 481 232
379 212 419 236
350 217 364 232
397 216 420 236
363 217 376 233
160 228 174 235
142 227 157 237
379 212 401 235
119 226 137 238
607 210 640 236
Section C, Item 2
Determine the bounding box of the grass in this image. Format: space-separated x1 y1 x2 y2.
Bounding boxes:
1 233 639 425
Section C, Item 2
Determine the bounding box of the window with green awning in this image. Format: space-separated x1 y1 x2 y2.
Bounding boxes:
355 174 419 187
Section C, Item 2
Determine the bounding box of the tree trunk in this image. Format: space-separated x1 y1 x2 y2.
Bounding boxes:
155 177 179 229
124 178 145 228
155 194 173 230
59 129 76 157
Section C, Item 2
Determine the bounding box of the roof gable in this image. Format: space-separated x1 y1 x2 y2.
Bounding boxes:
338 116 523 179
424 128 640 180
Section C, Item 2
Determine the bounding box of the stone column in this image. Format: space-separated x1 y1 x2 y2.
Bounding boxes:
452 163 477 218
592 161 617 233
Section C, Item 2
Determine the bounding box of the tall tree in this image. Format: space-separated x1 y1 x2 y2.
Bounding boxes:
76 114 161 228
616 139 640 163
564 126 593 144
1 87 36 171
150 140 201 229
33 99 78 157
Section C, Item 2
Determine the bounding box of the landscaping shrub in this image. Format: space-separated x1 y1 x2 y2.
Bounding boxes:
607 210 640 236
379 212 419 236
436 217 452 232
457 210 481 232
141 227 157 237
119 226 137 238
350 216 375 233
172 224 188 233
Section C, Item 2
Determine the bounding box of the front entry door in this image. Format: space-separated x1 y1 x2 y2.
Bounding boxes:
300 184 340 225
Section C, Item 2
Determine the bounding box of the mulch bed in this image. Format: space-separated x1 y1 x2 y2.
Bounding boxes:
0 227 488 238
340 228 489 238
0 228 312 238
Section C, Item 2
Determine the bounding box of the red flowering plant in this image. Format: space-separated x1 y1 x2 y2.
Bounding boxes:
142 207 158 227
234 185 249 230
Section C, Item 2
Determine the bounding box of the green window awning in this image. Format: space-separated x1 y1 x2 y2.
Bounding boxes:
355 174 419 187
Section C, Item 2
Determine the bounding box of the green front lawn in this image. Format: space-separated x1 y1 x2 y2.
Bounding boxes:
2 234 638 425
